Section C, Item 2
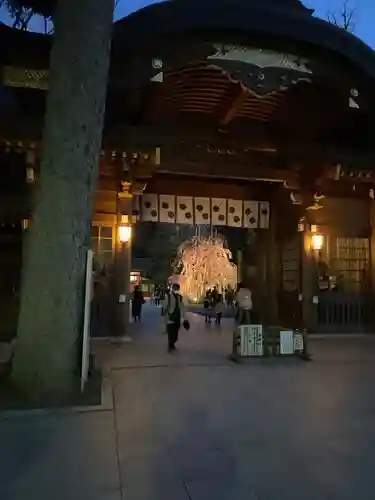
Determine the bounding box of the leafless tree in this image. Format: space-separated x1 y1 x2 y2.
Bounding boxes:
2 0 121 33
0 0 34 30
327 0 357 32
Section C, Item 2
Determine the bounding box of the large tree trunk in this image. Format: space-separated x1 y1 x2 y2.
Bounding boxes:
12 0 115 401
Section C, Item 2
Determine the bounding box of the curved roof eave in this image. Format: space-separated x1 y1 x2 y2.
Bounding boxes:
113 1 375 82
0 22 51 67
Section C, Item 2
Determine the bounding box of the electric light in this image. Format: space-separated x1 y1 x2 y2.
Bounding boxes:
311 233 324 251
118 224 132 243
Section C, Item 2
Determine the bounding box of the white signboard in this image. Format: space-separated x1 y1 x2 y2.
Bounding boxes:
294 332 304 352
280 330 294 355
239 325 263 356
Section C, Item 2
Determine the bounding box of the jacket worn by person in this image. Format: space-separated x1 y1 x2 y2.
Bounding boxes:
162 292 186 324
235 288 252 310
215 302 225 315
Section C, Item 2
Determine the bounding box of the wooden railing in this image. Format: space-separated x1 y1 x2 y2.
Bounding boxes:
317 293 375 333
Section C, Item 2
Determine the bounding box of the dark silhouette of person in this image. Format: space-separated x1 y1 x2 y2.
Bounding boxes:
132 285 145 322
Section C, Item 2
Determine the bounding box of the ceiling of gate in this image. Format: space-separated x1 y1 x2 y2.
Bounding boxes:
1 19 375 154
105 59 371 146
1 55 373 158
128 62 285 123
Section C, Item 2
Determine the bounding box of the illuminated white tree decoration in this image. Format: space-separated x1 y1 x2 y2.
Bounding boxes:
174 235 237 301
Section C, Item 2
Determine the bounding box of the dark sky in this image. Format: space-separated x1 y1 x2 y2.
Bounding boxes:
0 0 374 47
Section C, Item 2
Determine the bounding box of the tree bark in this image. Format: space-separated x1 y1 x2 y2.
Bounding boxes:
12 0 115 401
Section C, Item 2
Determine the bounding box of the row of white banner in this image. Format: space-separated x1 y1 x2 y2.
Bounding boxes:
135 194 270 228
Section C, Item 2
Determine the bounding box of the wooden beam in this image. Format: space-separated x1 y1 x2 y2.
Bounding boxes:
136 69 201 123
3 117 375 170
98 153 375 189
151 159 297 184
145 175 280 200
106 120 276 151
105 121 375 167
99 152 298 183
217 83 249 126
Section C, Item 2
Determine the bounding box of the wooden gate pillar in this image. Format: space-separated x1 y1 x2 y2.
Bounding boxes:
369 195 375 309
301 219 318 331
251 199 279 325
114 190 133 337
265 199 280 325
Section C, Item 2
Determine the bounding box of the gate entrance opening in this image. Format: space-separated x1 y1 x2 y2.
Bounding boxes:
2 0 375 335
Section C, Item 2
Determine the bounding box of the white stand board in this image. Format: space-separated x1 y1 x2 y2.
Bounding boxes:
294 332 304 352
280 330 294 355
239 325 263 356
81 250 94 393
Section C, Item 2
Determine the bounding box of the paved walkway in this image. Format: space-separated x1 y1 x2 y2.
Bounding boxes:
2 303 375 499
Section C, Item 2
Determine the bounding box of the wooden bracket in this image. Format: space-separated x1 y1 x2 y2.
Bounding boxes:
217 83 249 126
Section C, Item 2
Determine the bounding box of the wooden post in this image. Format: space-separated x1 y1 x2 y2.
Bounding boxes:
369 195 375 327
114 193 133 338
237 249 242 283
301 221 318 331
265 199 279 325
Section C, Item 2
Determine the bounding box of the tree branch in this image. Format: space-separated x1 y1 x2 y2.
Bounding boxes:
2 1 35 30
327 0 357 32
20 9 33 30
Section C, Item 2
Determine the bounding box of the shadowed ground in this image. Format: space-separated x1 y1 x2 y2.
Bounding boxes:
1 303 375 499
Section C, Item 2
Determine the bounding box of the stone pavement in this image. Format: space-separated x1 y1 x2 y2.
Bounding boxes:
2 303 375 499
187 303 234 318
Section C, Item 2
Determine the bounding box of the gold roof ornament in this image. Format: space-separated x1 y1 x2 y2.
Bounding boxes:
306 193 325 211
3 66 49 90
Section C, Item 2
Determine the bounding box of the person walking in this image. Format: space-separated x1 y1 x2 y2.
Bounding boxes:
203 290 212 324
132 285 145 322
162 283 187 352
229 282 253 361
225 286 234 308
215 294 225 326
235 282 253 325
154 286 160 306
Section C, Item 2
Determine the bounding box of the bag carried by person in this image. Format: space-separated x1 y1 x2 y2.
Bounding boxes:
168 293 181 324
